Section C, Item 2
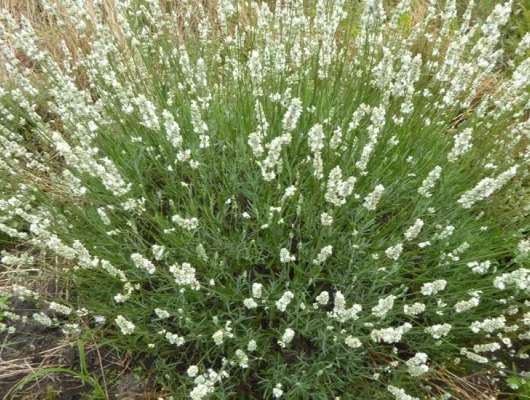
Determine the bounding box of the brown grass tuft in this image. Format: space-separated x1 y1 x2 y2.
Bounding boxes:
428 367 500 400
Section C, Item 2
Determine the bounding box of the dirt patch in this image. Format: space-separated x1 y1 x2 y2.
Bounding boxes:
0 298 146 399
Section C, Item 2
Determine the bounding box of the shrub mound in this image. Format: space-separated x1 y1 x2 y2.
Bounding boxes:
1 0 530 398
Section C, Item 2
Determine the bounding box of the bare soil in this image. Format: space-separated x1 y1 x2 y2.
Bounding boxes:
0 298 145 400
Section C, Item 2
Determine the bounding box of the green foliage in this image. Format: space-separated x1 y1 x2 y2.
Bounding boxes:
1 0 530 399
0 295 9 323
502 0 530 63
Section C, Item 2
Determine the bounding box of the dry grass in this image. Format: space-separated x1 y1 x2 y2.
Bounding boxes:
0 0 244 81
0 339 74 399
1 0 126 72
428 368 500 400
0 0 42 19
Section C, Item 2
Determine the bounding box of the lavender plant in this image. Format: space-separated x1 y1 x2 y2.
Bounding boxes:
1 0 530 398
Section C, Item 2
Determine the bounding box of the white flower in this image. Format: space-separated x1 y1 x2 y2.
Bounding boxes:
372 295 396 318
421 280 447 296
470 316 506 334
434 225 455 240
190 100 208 135
188 367 227 400
272 384 284 398
467 260 491 275
252 283 263 299
247 340 257 352
187 365 199 377
282 98 303 132
130 253 156 275
172 214 199 230
308 124 325 157
473 342 501 353
461 348 488 364
165 331 185 346
313 245 333 265
212 330 224 345
388 386 420 400
169 262 200 290
403 303 426 316
329 292 362 322
418 166 442 197
49 302 73 316
325 166 356 206
404 219 424 241
448 128 473 162
62 323 81 335
308 124 325 179
258 133 292 180
152 245 165 261
345 336 362 348
115 315 135 335
97 208 111 225
425 323 452 339
320 212 333 226
196 244 208 261
370 323 412 344
276 291 294 312
314 291 329 308
243 298 258 309
282 185 297 200
279 248 296 263
278 328 295 348
494 268 530 291
162 109 182 148
363 184 384 211
458 167 517 209
154 308 170 319
33 312 53 326
518 239 530 259
455 296 480 313
385 244 403 261
406 353 429 377
235 349 249 368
